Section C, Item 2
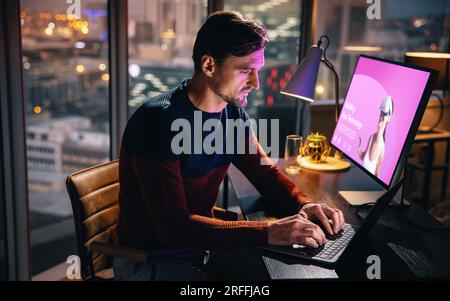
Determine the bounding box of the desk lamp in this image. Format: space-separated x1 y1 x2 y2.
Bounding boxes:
281 35 350 171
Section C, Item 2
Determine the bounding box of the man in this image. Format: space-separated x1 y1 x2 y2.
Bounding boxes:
115 11 345 281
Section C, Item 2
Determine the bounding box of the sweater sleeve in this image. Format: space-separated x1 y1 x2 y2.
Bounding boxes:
130 154 269 249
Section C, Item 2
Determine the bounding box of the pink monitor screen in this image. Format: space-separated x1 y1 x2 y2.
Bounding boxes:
332 56 431 186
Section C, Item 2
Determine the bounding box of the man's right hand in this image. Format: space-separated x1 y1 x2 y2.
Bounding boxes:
267 214 327 248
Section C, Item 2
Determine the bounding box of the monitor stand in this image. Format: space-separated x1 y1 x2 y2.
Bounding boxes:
338 190 410 207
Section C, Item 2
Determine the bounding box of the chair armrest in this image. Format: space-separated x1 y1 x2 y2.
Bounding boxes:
213 207 239 221
90 241 151 263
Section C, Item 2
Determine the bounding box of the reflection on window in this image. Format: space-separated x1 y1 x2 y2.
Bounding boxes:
21 0 110 275
314 0 450 101
225 0 302 153
128 0 208 115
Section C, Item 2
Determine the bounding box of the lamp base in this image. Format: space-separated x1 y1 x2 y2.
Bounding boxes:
297 156 351 171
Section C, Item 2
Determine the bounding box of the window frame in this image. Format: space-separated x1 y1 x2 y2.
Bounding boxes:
109 0 129 159
0 0 31 281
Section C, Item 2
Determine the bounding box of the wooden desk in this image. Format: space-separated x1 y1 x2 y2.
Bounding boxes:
228 160 450 279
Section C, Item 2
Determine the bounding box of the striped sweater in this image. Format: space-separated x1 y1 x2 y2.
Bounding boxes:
117 80 311 251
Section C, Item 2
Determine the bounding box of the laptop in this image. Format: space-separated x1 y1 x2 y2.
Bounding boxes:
246 179 404 266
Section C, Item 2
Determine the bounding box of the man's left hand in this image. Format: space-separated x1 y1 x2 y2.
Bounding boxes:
300 203 345 235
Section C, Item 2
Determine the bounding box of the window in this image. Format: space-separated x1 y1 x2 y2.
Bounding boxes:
224 0 303 155
127 0 208 115
20 0 110 275
128 0 303 154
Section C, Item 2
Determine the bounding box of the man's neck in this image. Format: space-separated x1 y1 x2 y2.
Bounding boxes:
187 73 228 113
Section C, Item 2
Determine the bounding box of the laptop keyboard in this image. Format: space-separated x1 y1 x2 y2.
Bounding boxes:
246 211 358 261
297 223 357 260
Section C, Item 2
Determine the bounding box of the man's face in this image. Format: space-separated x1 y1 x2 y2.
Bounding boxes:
209 49 265 108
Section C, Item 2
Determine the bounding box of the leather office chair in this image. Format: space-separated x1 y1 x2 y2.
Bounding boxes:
66 160 238 281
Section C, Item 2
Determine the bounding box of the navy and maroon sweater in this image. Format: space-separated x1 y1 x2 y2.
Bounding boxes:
117 80 311 251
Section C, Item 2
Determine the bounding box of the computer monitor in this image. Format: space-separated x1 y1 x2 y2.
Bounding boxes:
331 55 437 193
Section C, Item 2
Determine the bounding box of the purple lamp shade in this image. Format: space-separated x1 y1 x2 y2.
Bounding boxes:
280 45 323 102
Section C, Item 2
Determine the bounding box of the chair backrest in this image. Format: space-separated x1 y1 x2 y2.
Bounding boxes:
66 160 120 280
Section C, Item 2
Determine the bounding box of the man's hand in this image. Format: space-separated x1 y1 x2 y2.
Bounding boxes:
300 203 345 235
267 214 327 248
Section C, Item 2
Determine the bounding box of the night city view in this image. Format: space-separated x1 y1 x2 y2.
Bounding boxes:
14 0 450 276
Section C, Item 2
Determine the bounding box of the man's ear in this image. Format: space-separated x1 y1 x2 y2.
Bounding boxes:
200 54 216 78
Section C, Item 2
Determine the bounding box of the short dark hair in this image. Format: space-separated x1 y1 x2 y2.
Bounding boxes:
192 11 269 72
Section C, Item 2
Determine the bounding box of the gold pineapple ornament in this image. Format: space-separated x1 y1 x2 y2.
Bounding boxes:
301 132 331 164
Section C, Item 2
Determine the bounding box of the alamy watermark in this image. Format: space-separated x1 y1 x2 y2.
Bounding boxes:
170 112 280 165
66 0 82 20
366 255 381 279
367 0 381 20
66 255 81 280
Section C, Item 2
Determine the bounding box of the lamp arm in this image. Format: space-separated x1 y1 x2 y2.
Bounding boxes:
317 34 343 159
321 57 342 159
321 59 340 123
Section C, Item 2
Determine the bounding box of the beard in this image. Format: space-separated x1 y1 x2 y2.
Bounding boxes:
212 87 250 108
